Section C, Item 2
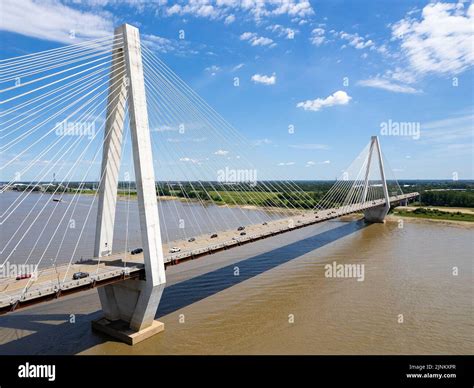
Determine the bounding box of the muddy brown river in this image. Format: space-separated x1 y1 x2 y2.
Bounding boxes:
0 192 472 354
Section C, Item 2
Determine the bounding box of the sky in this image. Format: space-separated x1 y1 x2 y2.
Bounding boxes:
0 0 473 181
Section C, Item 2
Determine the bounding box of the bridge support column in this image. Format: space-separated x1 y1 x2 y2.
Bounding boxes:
363 136 390 223
92 281 165 345
92 24 166 345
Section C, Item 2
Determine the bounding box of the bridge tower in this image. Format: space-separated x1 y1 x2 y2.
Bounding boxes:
91 24 166 345
362 136 391 223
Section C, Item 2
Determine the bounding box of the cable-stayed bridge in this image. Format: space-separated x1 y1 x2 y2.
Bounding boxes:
0 24 418 344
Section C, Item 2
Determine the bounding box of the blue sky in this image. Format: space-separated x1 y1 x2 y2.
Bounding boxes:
1 0 473 181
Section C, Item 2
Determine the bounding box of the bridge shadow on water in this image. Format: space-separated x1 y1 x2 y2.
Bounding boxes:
0 220 368 354
156 220 368 317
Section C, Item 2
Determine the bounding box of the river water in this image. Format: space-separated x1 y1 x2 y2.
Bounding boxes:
0 192 472 354
0 191 292 267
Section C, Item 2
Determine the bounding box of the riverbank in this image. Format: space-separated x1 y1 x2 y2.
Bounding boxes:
396 205 474 214
386 214 474 228
391 206 474 224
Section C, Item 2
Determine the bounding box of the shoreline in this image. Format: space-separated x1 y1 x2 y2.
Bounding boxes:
385 214 474 228
394 205 474 215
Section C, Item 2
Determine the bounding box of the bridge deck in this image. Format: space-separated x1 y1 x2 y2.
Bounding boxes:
0 193 418 314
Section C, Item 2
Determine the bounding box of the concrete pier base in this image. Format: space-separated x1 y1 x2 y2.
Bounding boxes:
93 279 165 344
363 205 389 223
92 317 164 345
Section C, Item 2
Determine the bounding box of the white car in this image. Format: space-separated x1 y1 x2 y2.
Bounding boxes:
169 247 181 253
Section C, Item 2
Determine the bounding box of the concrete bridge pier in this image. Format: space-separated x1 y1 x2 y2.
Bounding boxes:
93 281 165 345
363 205 390 223
91 23 166 345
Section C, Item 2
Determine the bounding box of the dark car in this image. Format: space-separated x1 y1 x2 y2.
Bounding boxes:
237 226 245 231
210 234 218 238
240 232 246 236
262 222 268 226
131 248 143 255
73 272 89 280
16 273 32 280
188 237 196 242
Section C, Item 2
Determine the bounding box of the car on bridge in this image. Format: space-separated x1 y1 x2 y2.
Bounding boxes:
237 226 245 231
16 273 32 280
240 232 246 236
188 237 196 242
72 272 89 280
131 248 143 255
210 233 218 238
262 222 268 226
169 247 181 253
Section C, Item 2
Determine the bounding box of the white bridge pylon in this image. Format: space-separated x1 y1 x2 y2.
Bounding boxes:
92 24 166 344
362 136 391 223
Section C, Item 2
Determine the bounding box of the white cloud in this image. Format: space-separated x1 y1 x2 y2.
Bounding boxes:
179 157 200 164
267 24 297 39
297 91 351 111
166 4 182 16
278 162 295 166
251 73 277 85
305 160 330 167
290 144 330 150
310 28 325 46
224 14 236 24
205 65 221 75
358 3 474 94
240 32 256 40
251 36 274 46
357 78 420 94
340 31 374 49
240 32 275 47
0 0 113 44
165 2 220 19
391 2 474 76
142 34 177 53
232 63 245 71
161 0 314 24
270 1 314 18
420 114 474 144
252 138 272 146
237 0 314 22
214 149 229 156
